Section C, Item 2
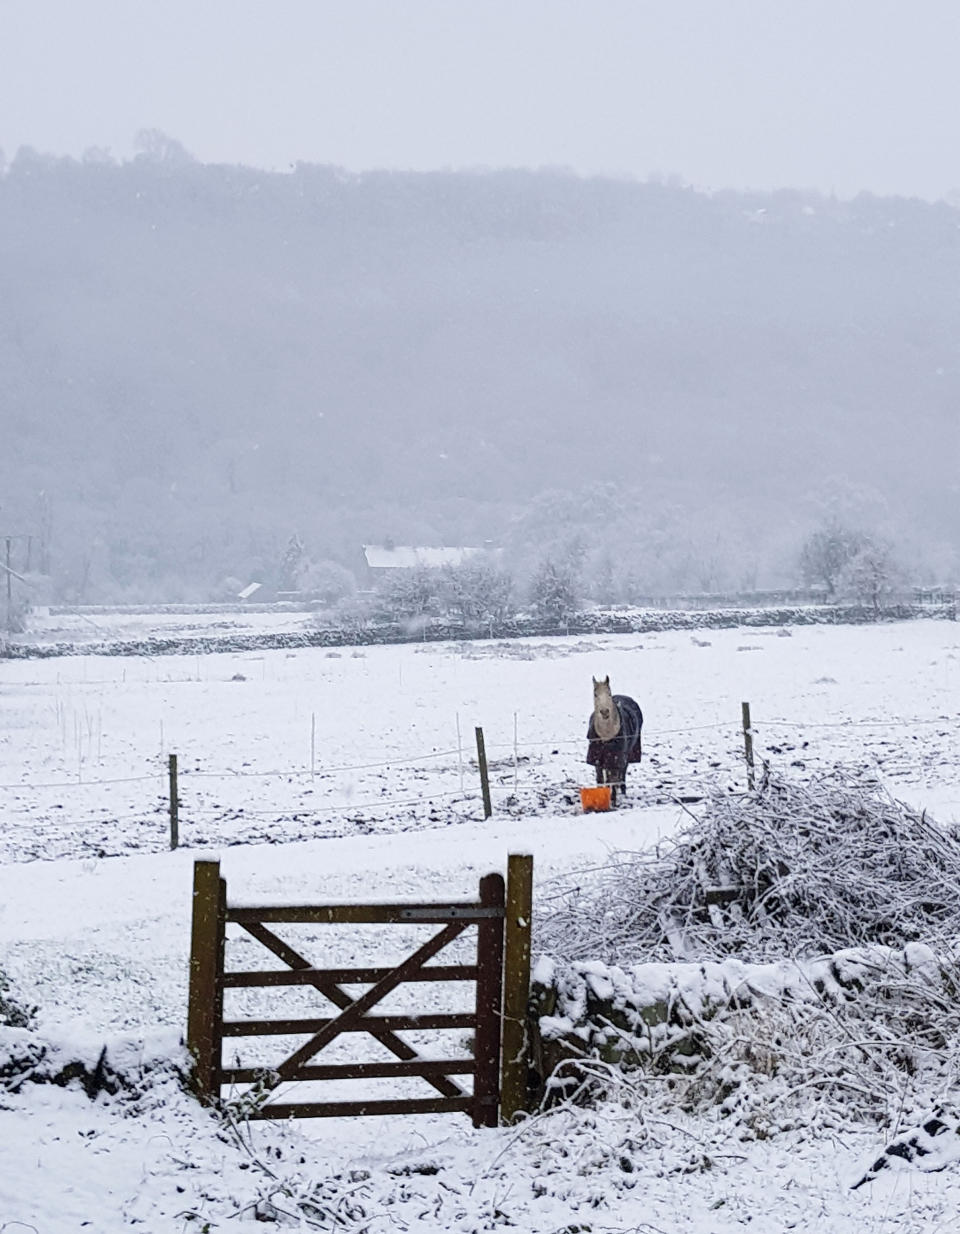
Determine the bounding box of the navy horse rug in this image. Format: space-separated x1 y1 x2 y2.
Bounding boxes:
586 675 644 803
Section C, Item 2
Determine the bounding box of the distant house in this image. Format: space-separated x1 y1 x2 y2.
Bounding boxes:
361 545 483 581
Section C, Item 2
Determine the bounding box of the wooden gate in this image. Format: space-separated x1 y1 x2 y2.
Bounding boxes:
186 855 533 1126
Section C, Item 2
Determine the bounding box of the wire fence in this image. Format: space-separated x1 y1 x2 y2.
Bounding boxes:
1 705 958 862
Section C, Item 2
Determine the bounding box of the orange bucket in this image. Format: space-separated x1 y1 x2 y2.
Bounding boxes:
580 785 613 813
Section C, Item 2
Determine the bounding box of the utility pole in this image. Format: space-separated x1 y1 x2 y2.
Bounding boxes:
1 535 33 633
5 538 11 634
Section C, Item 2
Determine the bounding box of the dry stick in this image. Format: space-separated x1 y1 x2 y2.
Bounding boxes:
310 712 316 780
456 712 464 794
513 712 519 794
476 726 492 819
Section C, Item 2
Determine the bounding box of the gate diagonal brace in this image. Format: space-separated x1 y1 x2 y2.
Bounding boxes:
238 920 467 1099
274 922 468 1082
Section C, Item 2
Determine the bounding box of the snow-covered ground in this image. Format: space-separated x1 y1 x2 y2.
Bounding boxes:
2 617 960 1231
3 620 960 862
5 814 960 1233
18 604 317 646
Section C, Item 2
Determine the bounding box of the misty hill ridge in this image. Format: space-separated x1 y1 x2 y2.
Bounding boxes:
1 149 958 599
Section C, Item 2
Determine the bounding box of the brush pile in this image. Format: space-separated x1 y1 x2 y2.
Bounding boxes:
531 770 960 1147
537 768 960 963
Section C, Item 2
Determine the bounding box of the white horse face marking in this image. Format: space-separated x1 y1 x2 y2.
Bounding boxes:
592 676 620 740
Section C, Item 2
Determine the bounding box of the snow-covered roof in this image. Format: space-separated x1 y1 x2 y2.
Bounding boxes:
362 545 481 570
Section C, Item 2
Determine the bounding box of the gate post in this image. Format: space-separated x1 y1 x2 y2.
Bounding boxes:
500 853 534 1123
187 859 226 1103
472 871 505 1127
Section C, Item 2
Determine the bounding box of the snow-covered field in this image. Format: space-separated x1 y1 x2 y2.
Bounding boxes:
2 617 960 1231
19 604 317 646
3 619 960 862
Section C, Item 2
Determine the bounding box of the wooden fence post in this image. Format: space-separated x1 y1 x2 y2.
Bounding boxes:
741 701 755 791
186 859 226 1103
472 871 505 1127
169 753 179 849
475 726 492 819
500 853 534 1123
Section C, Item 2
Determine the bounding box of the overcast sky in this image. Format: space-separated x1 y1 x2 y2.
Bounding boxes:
2 0 959 200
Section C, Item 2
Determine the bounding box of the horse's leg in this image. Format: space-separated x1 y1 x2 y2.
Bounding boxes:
598 763 616 805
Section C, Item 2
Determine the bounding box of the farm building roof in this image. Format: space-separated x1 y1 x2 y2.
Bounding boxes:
362 545 482 570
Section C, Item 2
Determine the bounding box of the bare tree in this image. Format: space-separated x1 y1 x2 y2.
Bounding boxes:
838 539 905 611
799 520 871 598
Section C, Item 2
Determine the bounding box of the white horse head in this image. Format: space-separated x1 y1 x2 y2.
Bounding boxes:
592 675 621 741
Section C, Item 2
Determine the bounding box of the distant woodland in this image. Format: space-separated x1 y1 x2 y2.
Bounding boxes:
1 137 958 605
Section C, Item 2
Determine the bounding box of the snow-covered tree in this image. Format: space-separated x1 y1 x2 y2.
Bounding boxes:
133 129 196 165
530 557 579 621
799 520 872 597
838 539 905 610
278 534 306 591
440 560 513 626
298 559 356 606
383 567 439 619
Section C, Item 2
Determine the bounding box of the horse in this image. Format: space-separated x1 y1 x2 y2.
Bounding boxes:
586 675 643 806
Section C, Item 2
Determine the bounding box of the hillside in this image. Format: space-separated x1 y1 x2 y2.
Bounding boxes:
2 147 958 598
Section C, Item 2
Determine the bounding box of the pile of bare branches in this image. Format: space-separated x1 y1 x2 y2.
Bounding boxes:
537 768 960 963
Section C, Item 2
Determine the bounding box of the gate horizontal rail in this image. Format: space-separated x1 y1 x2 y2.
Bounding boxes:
223 1059 476 1084
222 1012 476 1037
226 903 499 925
223 964 476 988
246 1097 475 1121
